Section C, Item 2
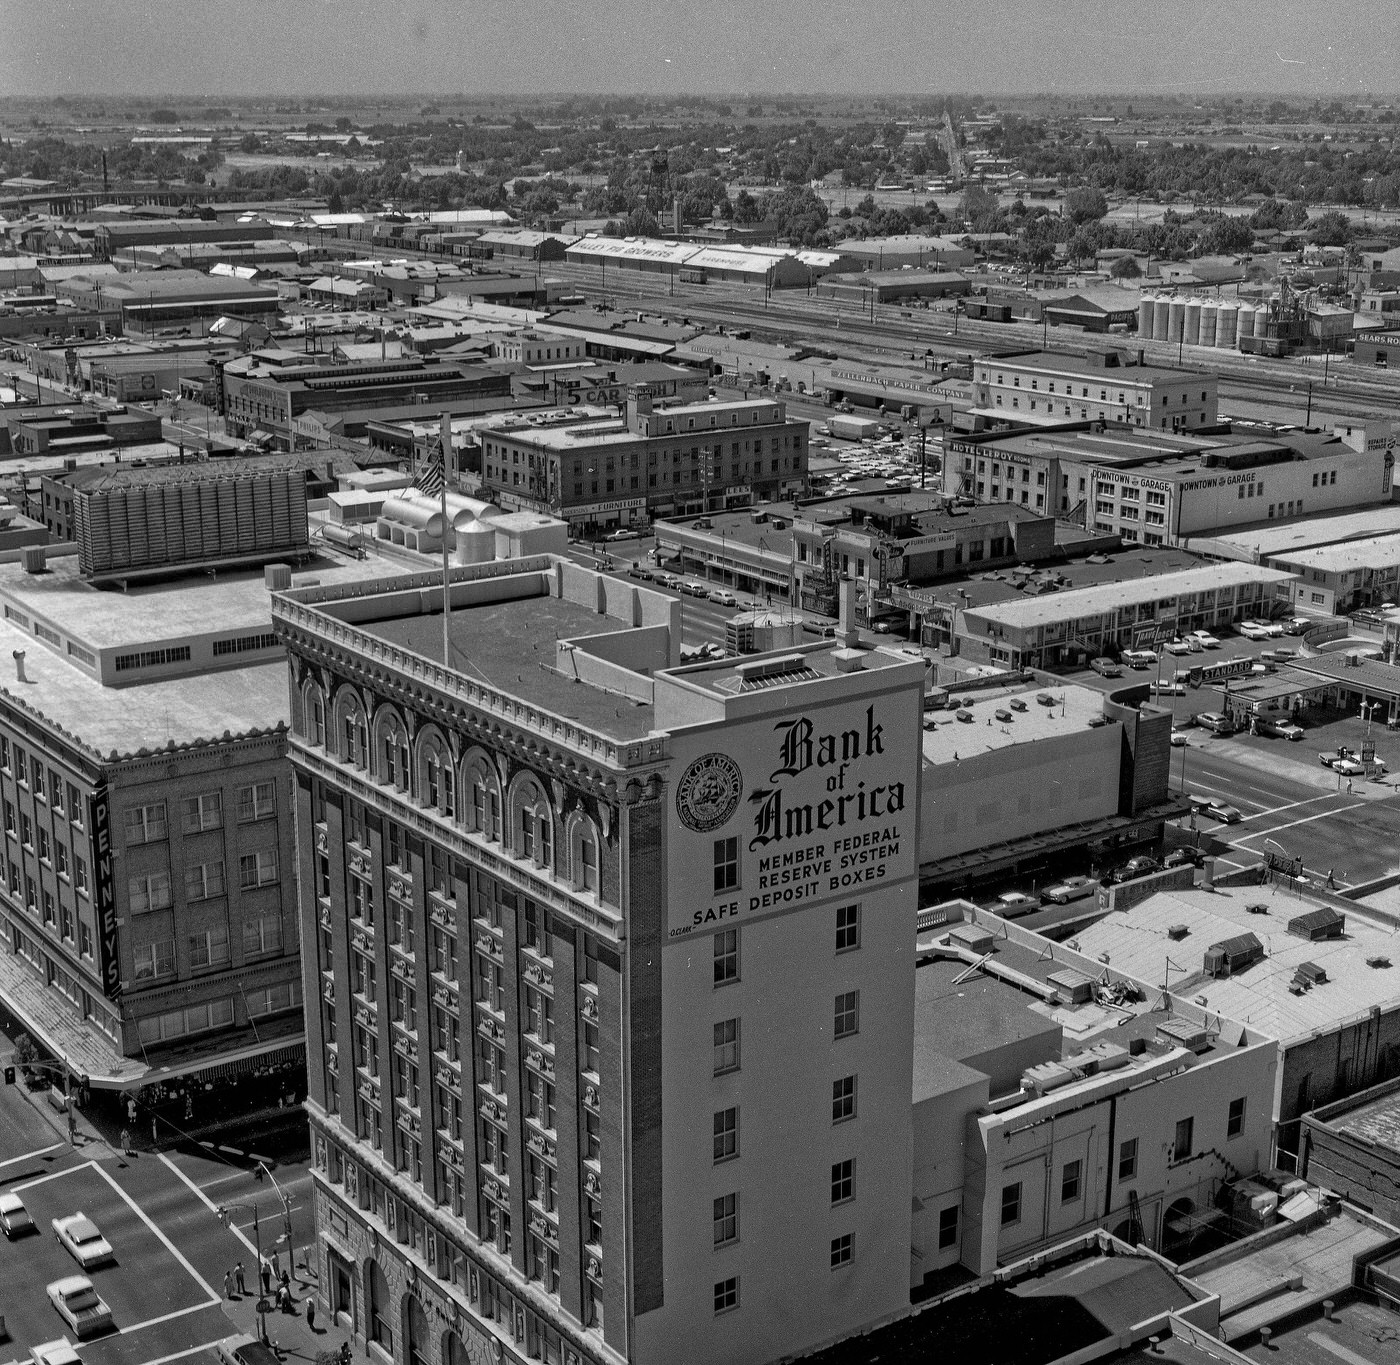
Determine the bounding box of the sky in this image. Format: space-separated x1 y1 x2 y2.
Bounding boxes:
3 0 1399 99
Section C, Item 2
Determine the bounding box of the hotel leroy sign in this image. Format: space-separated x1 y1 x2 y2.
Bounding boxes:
668 698 915 941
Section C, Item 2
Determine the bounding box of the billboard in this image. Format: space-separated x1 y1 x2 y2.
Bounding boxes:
665 688 921 941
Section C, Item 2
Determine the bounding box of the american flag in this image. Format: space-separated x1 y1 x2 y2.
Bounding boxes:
415 439 445 497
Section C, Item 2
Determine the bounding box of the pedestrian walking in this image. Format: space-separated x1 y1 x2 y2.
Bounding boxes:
224 1269 234 1300
271 1248 280 1279
126 1097 136 1125
305 1299 316 1332
235 1261 247 1296
280 1268 290 1292
119 1127 131 1155
184 1093 193 1122
66 1108 77 1145
261 1260 272 1295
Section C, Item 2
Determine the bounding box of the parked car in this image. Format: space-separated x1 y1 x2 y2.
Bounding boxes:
31 1340 84 1365
1236 621 1272 641
46 1276 113 1339
1164 639 1193 656
1165 847 1205 869
1189 631 1221 649
1040 876 1097 905
1151 679 1186 696
1171 728 1190 746
994 891 1039 918
606 528 640 542
682 580 710 598
1284 617 1312 635
1207 801 1244 823
1319 749 1354 769
1112 856 1161 884
653 572 680 590
708 589 738 607
1090 657 1123 678
1256 718 1305 741
52 1213 113 1269
626 562 653 581
1121 649 1158 668
1196 711 1236 735
0 1190 34 1238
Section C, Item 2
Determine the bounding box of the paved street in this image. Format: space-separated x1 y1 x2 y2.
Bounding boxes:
0 1078 340 1365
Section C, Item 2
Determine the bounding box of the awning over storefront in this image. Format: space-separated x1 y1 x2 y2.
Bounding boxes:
141 1037 305 1087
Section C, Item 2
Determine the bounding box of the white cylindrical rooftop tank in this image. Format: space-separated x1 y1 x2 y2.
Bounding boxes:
1199 302 1218 348
1216 302 1239 349
1166 298 1185 344
453 518 496 565
1183 300 1201 346
397 486 495 531
1138 295 1155 340
1153 296 1171 340
1237 303 1256 342
381 497 444 536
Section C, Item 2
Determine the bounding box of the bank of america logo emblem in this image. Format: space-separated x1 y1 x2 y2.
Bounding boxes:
676 753 743 833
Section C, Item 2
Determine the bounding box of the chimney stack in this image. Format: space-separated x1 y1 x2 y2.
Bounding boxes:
12 651 26 684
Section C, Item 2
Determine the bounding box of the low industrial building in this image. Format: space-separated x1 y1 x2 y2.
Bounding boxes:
57 269 282 336
470 229 580 262
815 269 971 305
956 563 1295 668
832 234 976 271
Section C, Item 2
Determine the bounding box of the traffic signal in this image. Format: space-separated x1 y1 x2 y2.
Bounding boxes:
3 1065 13 1085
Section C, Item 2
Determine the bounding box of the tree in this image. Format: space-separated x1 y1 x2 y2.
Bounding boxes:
148 108 180 124
623 206 660 237
958 184 998 231
1064 185 1108 225
1109 255 1142 278
1307 210 1353 246
767 185 828 246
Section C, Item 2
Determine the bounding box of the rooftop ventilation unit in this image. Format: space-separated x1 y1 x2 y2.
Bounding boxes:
1204 932 1264 979
1156 1018 1212 1054
1287 906 1346 941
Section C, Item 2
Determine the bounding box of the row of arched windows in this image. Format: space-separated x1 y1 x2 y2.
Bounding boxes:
301 678 602 899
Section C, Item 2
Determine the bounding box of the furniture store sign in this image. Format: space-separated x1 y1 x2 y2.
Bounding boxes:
666 693 918 939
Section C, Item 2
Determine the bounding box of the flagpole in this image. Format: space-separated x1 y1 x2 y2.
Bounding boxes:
440 412 452 668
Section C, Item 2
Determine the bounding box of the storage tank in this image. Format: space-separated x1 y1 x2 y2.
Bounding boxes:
1199 302 1218 348
1237 303 1256 342
1153 295 1171 340
1256 303 1273 339
1166 298 1186 344
453 518 496 565
1138 294 1156 340
1216 302 1239 349
1184 300 1201 346
380 497 444 537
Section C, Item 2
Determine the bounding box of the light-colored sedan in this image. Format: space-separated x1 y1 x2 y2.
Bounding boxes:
1237 622 1272 641
32 1339 84 1365
52 1213 114 1269
1190 631 1221 649
46 1276 113 1339
1171 728 1190 746
0 1189 34 1238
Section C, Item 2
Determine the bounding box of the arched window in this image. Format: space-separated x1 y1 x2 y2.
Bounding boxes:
568 814 600 895
334 689 368 769
417 729 455 819
366 1261 392 1351
302 680 325 746
511 776 554 870
404 1296 429 1365
462 751 501 842
375 709 410 792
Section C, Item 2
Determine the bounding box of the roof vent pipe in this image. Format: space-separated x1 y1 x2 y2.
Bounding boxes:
12 651 26 684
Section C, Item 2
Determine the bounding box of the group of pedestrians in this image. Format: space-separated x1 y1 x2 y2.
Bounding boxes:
221 1253 318 1328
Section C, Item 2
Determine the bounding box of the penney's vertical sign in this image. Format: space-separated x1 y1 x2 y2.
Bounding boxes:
667 693 917 940
88 787 120 999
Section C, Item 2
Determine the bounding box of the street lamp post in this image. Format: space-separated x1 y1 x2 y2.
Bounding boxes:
217 1201 269 1343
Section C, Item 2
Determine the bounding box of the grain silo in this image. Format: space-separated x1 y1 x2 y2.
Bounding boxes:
1184 300 1202 346
1153 295 1171 340
1199 302 1218 348
1167 298 1185 344
1137 294 1155 339
1216 302 1239 349
1237 302 1256 343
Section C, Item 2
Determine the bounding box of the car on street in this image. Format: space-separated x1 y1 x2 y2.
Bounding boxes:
1171 728 1190 746
1040 876 1097 905
46 1276 113 1339
1333 758 1385 777
993 891 1039 917
1207 800 1244 823
681 579 710 598
708 589 738 607
0 1190 34 1238
606 528 640 541
31 1339 84 1365
1256 718 1305 741
1090 657 1123 677
626 562 653 581
1112 856 1161 884
52 1213 113 1269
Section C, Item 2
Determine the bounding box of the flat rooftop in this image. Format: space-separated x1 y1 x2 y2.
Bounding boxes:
496 398 786 451
1196 505 1400 560
365 591 660 742
0 547 416 652
1069 882 1400 1041
1187 1206 1394 1343
989 350 1213 384
913 954 1062 1074
1267 530 1400 573
921 680 1108 765
1237 1296 1400 1365
966 565 1294 631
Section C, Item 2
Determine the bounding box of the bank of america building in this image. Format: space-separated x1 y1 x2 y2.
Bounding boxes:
273 555 924 1365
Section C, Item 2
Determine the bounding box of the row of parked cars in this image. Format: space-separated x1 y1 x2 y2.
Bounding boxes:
0 1193 118 1344
989 849 1210 917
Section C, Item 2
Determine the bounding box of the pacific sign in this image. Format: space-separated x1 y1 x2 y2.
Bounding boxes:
668 699 913 940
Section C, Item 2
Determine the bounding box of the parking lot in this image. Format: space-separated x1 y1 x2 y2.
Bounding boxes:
0 1158 219 1361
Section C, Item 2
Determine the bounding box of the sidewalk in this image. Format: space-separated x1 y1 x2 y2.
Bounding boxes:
216 1257 352 1363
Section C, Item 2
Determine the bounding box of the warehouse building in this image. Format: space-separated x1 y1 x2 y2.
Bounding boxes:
815 270 971 305
832 235 975 271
